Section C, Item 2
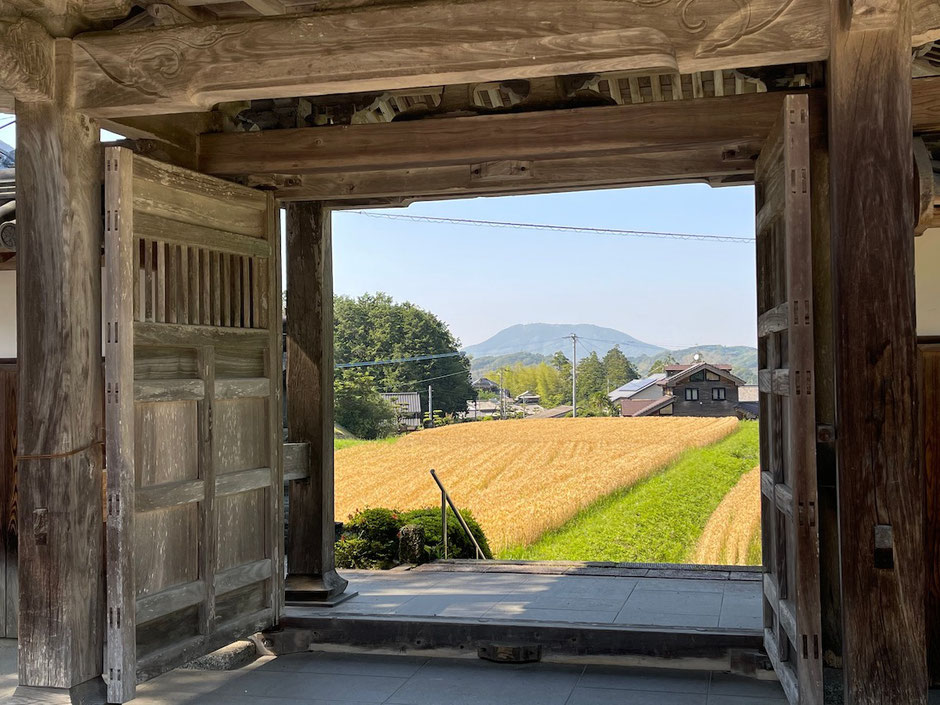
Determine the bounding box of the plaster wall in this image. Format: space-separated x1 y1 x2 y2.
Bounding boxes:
917 230 940 337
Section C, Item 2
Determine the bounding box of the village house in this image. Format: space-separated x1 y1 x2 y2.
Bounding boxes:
378 391 422 431
614 362 747 417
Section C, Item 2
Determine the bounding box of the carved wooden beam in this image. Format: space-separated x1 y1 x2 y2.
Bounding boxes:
198 90 825 177
70 0 831 117
0 17 54 103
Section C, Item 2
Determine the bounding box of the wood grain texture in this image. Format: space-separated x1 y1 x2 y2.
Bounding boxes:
16 41 105 690
103 146 282 697
270 145 761 203
71 0 829 117
285 203 347 598
200 91 821 177
0 18 54 103
0 365 16 640
829 0 927 700
922 346 940 685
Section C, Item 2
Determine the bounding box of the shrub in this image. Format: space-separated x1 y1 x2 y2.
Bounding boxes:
400 507 493 561
334 506 493 568
335 507 403 569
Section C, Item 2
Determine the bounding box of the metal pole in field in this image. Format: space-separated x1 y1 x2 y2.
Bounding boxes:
571 334 578 418
427 384 433 428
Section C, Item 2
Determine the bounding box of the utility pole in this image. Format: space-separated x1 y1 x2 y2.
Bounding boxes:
499 368 504 420
427 384 433 428
570 334 578 418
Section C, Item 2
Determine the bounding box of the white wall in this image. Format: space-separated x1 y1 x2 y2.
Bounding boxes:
0 271 14 359
917 229 940 337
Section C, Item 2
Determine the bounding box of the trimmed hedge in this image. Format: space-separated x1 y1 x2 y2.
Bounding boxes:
335 506 492 569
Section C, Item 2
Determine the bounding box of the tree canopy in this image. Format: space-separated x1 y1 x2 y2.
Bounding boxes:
333 293 474 417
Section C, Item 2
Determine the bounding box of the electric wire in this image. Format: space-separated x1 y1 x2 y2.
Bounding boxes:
347 211 754 244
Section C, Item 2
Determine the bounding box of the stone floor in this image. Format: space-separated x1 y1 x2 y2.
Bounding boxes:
287 567 763 631
133 651 786 705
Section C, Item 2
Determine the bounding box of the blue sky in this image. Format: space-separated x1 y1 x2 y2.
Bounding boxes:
1 114 757 349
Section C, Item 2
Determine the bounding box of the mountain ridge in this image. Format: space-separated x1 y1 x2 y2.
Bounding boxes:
463 323 665 359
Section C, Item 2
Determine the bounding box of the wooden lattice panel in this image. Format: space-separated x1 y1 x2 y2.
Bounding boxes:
104 147 282 703
754 93 822 705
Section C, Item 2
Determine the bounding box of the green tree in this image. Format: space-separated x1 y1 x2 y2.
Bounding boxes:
333 293 475 416
648 353 678 375
602 345 639 390
575 351 606 402
333 370 398 439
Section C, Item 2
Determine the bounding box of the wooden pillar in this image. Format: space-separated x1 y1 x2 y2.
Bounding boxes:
829 0 927 701
14 40 105 689
284 202 348 600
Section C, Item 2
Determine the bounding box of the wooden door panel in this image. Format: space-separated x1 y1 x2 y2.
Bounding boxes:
105 147 283 703
755 93 823 705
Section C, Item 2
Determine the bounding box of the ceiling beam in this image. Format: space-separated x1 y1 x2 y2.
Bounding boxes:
70 0 830 117
198 90 824 177
269 145 760 204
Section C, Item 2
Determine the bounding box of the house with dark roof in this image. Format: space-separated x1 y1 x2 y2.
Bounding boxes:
620 361 747 418
380 391 423 431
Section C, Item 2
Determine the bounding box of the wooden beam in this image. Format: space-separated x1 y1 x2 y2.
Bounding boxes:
829 0 927 701
285 202 347 601
70 0 831 117
272 146 760 203
200 90 818 177
15 39 105 690
0 18 54 103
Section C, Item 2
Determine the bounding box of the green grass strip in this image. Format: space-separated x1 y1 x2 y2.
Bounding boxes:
499 421 760 563
334 435 401 451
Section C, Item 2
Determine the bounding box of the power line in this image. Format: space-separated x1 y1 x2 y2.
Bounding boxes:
347 211 754 244
336 351 462 369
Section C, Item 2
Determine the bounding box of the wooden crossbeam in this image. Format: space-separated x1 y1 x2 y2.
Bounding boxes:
70 0 830 117
200 90 821 177
0 18 54 103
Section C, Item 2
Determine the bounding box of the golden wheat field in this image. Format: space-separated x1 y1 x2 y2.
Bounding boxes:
691 466 762 565
335 417 739 551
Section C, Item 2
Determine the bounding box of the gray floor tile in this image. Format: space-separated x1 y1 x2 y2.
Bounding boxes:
385 658 582 705
213 670 408 701
568 687 707 705
257 652 428 678
494 595 629 612
579 666 710 693
709 673 786 698
484 604 621 623
624 590 724 616
614 609 720 628
631 579 728 594
706 696 787 705
132 691 385 705
392 594 511 618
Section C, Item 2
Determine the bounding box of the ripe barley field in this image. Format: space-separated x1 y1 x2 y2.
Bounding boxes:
691 466 762 565
334 416 739 552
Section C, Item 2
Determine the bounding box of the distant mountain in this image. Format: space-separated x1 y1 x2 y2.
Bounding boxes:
464 323 665 359
633 345 759 385
470 352 550 378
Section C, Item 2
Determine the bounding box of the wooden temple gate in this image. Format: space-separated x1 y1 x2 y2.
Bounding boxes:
0 0 936 702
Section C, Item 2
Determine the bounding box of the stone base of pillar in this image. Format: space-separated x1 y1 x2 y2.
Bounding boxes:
285 570 355 605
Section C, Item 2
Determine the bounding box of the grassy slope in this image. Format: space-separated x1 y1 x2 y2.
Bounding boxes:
500 421 759 562
334 436 400 451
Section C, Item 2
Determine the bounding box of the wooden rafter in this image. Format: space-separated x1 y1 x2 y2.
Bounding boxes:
69 0 831 117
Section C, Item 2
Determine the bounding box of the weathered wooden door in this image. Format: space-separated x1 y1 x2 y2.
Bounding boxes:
104 147 283 703
0 363 15 640
754 93 822 705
